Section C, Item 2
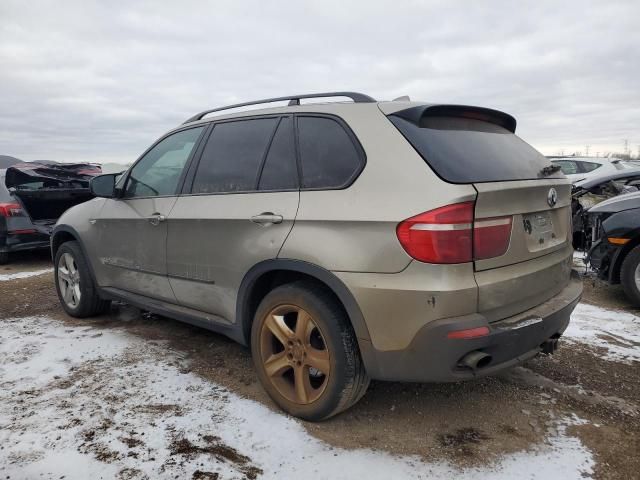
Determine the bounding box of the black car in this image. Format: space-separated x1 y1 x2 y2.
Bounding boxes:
0 170 50 264
586 191 640 305
0 162 101 264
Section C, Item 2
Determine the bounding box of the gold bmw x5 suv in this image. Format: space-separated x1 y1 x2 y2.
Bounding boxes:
52 92 582 420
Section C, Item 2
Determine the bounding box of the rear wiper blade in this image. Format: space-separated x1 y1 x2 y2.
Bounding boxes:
541 164 562 176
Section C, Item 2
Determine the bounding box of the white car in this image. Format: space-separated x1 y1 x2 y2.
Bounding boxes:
550 157 633 183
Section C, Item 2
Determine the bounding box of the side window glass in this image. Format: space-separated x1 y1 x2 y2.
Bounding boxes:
581 162 601 173
258 117 298 191
192 118 278 193
553 160 578 175
124 127 204 198
297 116 362 189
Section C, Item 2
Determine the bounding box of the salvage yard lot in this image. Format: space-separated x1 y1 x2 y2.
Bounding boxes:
1 252 639 479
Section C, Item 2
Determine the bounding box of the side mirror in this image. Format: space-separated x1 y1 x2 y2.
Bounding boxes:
90 174 118 198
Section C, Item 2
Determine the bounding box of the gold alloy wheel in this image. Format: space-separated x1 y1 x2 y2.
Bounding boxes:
259 305 331 405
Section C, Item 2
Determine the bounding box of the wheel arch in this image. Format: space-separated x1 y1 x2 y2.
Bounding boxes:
51 226 78 258
236 259 372 348
50 225 99 287
609 235 640 284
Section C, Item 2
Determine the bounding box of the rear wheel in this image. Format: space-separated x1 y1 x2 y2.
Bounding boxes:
0 252 9 265
251 281 369 421
54 241 110 317
621 245 640 307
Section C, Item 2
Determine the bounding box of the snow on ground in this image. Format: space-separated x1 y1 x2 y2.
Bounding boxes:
566 303 640 363
572 251 588 269
0 267 53 282
0 315 595 479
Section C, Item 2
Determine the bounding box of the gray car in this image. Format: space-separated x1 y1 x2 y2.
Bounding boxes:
52 92 582 420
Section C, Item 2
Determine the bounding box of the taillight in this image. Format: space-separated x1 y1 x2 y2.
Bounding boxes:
397 202 512 264
396 202 474 263
473 217 512 260
0 202 23 217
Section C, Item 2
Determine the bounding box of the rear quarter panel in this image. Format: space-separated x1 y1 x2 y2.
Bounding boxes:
279 104 477 273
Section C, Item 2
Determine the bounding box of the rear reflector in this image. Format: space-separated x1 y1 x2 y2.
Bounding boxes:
0 202 23 217
397 202 513 264
447 326 490 339
9 229 37 235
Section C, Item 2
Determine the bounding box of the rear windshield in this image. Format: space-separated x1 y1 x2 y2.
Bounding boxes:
389 115 562 184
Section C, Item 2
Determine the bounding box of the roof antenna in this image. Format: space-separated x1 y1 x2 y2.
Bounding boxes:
392 95 411 101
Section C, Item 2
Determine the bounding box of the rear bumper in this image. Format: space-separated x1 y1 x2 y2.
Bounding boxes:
360 270 582 382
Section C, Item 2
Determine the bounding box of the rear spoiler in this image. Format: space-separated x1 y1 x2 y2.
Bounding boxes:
389 104 517 133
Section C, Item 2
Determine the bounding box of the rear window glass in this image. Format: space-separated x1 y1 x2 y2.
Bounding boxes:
298 116 363 189
389 115 561 183
580 161 601 173
552 160 579 175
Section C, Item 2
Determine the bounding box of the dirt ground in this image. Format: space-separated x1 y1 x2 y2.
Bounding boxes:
1 250 639 479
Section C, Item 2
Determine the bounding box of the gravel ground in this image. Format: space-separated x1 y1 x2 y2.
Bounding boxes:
0 250 638 479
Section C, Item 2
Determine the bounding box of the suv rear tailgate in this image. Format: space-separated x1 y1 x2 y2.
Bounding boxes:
473 179 572 321
384 103 574 323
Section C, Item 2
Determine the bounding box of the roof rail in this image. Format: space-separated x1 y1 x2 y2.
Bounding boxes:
183 91 376 124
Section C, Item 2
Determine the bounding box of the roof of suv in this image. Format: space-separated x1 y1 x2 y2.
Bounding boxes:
180 91 517 133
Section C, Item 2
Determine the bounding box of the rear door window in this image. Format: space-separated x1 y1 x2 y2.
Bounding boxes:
258 117 298 191
297 116 364 189
389 114 560 184
192 118 278 193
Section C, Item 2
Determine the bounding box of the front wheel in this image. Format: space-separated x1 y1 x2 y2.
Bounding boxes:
54 241 110 317
251 281 369 421
620 245 640 306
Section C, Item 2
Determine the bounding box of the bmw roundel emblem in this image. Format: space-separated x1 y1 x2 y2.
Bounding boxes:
547 188 558 208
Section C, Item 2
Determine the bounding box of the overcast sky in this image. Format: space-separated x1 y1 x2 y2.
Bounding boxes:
1 0 638 164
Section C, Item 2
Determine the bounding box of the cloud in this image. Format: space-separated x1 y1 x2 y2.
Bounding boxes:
1 0 639 163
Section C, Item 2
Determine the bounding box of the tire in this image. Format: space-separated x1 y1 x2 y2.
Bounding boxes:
251 281 369 421
0 251 9 265
620 245 640 306
54 241 110 317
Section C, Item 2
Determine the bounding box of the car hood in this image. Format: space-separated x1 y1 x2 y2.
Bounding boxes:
588 190 640 214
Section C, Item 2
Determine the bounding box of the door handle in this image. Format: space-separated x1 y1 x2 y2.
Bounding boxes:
251 212 283 226
147 214 167 226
